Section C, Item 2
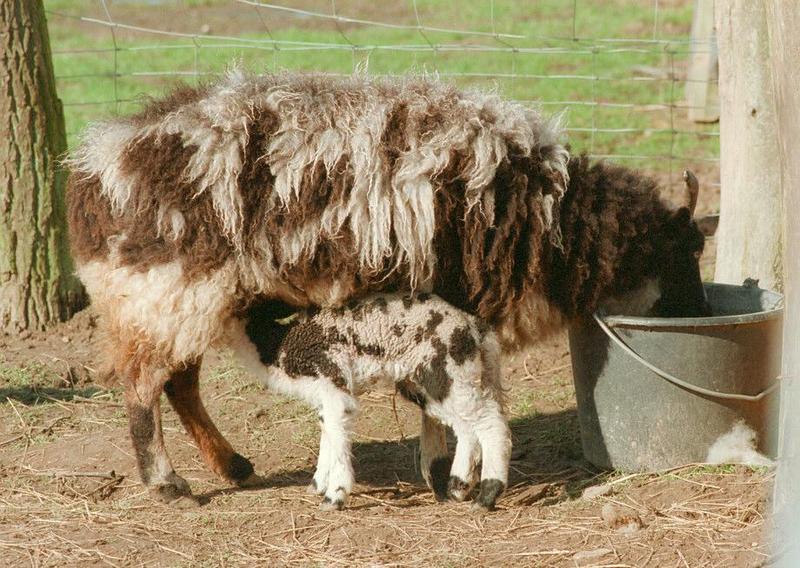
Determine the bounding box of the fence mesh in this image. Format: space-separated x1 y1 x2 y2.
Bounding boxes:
45 0 721 196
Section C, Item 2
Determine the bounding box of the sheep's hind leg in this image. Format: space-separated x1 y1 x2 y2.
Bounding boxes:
121 355 197 506
471 409 511 512
317 386 357 511
164 361 263 488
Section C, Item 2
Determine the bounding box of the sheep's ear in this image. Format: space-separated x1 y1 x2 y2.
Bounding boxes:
681 170 699 216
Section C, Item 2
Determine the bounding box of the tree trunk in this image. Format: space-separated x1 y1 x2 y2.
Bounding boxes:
0 0 83 332
766 2 800 565
714 2 783 292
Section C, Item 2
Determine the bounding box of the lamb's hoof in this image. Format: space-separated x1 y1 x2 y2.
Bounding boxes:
470 501 491 514
447 476 471 502
472 479 505 512
307 480 326 495
235 472 266 488
319 496 344 511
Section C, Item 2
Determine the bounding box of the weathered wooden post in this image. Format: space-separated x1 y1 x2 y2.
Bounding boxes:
0 0 83 332
686 0 719 123
714 1 783 291
766 2 800 565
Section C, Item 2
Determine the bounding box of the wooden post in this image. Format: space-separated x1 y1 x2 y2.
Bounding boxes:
686 0 719 123
0 0 84 331
766 2 800 565
714 1 783 292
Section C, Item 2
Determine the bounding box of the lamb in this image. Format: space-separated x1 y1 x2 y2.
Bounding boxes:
66 71 710 504
233 292 510 511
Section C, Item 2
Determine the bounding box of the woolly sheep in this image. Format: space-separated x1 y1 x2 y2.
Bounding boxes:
66 71 709 503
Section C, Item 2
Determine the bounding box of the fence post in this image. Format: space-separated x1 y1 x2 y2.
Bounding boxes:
713 2 783 292
686 0 718 122
766 1 800 565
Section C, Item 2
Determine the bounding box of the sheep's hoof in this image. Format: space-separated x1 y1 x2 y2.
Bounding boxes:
307 480 326 495
447 476 471 502
235 472 266 489
319 496 344 511
150 476 197 506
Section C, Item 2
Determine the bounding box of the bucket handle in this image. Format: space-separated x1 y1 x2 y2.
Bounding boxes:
592 313 779 402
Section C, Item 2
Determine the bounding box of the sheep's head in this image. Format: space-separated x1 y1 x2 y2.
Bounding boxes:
651 171 712 318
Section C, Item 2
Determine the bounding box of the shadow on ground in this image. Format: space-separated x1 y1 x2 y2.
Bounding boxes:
0 385 102 405
226 409 596 503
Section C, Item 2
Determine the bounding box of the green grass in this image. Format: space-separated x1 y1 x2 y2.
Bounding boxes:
44 0 719 180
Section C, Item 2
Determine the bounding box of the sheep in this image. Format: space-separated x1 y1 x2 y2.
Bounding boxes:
233 292 510 511
65 71 709 503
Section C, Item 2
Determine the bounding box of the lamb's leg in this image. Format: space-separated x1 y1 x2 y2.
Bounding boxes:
317 387 357 511
121 356 196 505
307 411 331 495
447 424 481 502
164 361 263 488
472 407 511 512
419 414 450 501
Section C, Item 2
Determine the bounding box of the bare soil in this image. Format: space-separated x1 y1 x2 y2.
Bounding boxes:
0 285 770 566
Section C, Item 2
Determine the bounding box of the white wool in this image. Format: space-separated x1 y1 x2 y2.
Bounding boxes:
706 421 773 467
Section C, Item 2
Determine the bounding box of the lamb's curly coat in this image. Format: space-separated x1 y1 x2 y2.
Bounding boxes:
235 293 509 510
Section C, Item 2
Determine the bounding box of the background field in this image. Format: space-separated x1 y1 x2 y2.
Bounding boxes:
0 2 765 567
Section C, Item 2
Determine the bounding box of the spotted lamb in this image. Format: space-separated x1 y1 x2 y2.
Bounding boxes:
232 292 510 511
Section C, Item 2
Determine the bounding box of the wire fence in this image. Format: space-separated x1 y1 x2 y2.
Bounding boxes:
45 0 721 198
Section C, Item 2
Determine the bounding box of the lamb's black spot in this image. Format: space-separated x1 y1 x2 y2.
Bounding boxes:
449 325 478 365
415 336 451 401
413 326 425 343
391 323 405 337
352 333 386 357
227 452 255 482
324 326 348 345
417 293 431 302
397 381 426 409
244 300 297 365
281 322 346 388
402 295 414 309
128 404 155 483
425 310 444 335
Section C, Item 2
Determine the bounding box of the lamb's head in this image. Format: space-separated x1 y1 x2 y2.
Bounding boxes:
650 171 711 318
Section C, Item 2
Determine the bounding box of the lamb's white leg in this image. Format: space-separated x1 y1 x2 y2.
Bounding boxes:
419 413 450 501
447 424 481 502
317 387 357 511
472 406 511 512
307 412 330 496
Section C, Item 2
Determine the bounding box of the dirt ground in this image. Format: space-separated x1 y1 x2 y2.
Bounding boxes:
0 285 770 567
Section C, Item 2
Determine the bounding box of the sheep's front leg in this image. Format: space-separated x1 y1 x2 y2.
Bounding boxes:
122 360 196 505
419 414 450 500
164 362 263 488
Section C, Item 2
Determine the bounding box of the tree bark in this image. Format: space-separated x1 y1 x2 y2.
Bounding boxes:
0 0 83 332
766 2 800 565
714 1 783 292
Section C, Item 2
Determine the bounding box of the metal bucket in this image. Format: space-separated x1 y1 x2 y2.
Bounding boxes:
568 282 783 472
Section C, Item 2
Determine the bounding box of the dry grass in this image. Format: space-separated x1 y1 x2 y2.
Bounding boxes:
0 322 771 567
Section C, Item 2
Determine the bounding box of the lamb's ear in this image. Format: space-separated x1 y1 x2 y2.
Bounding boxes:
681 170 699 216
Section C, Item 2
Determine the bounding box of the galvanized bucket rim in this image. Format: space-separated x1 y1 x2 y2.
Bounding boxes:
601 282 783 330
